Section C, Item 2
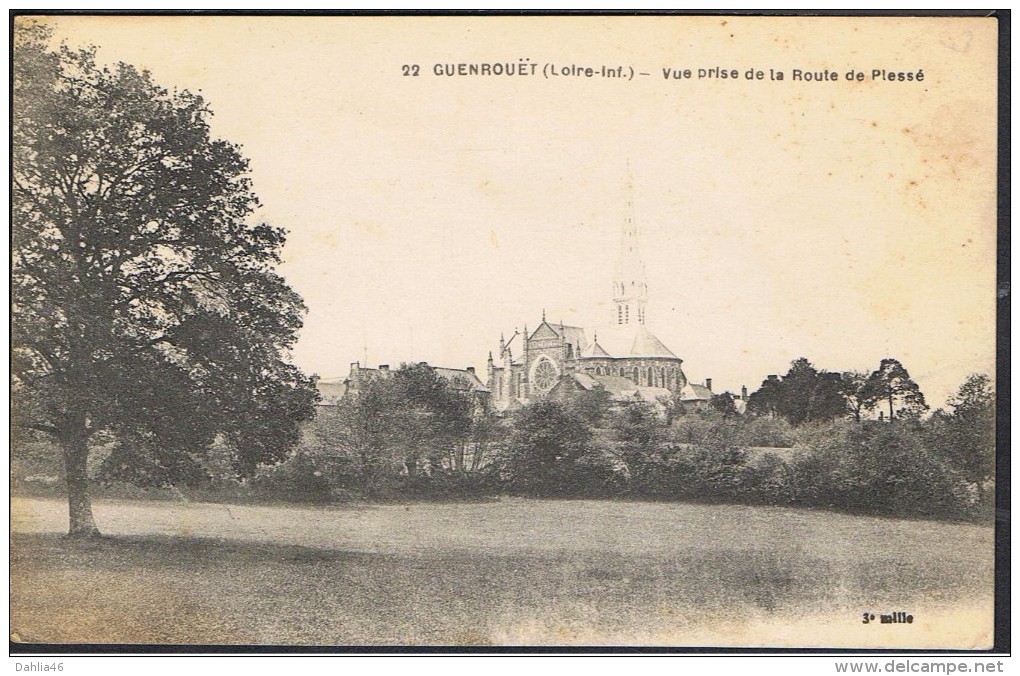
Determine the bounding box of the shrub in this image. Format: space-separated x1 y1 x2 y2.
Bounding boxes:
496 400 612 497
735 416 796 448
790 420 973 519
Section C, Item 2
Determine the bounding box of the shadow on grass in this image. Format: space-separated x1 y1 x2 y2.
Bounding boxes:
11 531 380 567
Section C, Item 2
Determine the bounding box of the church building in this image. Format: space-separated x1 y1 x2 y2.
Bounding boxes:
486 188 709 412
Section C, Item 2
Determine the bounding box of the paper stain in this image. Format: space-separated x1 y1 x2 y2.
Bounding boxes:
353 220 383 237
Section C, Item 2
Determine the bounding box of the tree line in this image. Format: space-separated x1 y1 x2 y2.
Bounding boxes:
244 359 993 522
738 357 929 423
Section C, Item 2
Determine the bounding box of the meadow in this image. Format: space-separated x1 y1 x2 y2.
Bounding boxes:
10 496 993 648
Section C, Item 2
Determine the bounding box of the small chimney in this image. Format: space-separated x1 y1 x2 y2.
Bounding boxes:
466 366 475 375
379 364 389 372
705 378 712 391
419 361 428 367
741 385 748 400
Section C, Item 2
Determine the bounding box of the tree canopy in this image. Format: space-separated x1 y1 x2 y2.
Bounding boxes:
324 363 477 491
746 358 845 425
12 23 318 536
861 358 928 421
926 373 995 502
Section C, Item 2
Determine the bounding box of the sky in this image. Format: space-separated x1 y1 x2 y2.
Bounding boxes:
37 15 998 408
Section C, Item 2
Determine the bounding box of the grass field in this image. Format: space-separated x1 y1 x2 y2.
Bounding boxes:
10 496 994 648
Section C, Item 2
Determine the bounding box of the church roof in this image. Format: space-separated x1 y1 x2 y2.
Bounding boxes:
633 386 672 402
567 373 673 405
583 341 611 357
588 325 678 359
572 372 600 390
531 321 589 353
590 374 640 396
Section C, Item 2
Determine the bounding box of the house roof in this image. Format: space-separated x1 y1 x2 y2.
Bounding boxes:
588 325 678 359
432 367 490 393
681 383 713 401
327 364 490 397
315 378 347 404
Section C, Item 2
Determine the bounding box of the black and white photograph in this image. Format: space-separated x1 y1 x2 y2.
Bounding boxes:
10 13 1002 651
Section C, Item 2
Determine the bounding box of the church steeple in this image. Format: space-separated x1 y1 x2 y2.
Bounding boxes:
613 171 648 326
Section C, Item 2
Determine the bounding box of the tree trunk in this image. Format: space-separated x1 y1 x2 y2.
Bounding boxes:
62 431 100 538
888 393 895 422
454 442 465 472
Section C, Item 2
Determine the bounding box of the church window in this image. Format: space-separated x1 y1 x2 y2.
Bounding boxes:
532 357 559 393
661 367 666 387
617 305 623 325
647 367 653 385
625 305 630 323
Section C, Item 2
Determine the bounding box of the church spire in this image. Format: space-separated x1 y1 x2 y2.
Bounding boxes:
613 170 648 326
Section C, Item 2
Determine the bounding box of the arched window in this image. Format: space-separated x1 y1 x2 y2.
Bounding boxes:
617 305 623 325
647 367 653 385
660 367 666 387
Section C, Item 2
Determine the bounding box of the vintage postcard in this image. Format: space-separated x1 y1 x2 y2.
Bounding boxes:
10 13 1000 650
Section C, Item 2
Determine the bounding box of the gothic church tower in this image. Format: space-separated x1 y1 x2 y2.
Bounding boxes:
612 178 648 326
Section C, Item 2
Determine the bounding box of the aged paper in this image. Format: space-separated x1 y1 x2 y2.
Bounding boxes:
11 14 998 649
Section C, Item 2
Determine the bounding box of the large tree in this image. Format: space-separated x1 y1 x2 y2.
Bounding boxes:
747 358 845 425
392 363 474 473
326 363 475 490
838 370 870 422
861 358 928 421
927 374 995 504
499 400 594 496
12 24 318 536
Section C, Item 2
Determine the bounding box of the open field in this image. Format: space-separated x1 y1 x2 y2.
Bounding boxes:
10 496 993 647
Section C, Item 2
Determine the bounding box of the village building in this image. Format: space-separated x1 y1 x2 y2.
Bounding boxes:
317 361 490 412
